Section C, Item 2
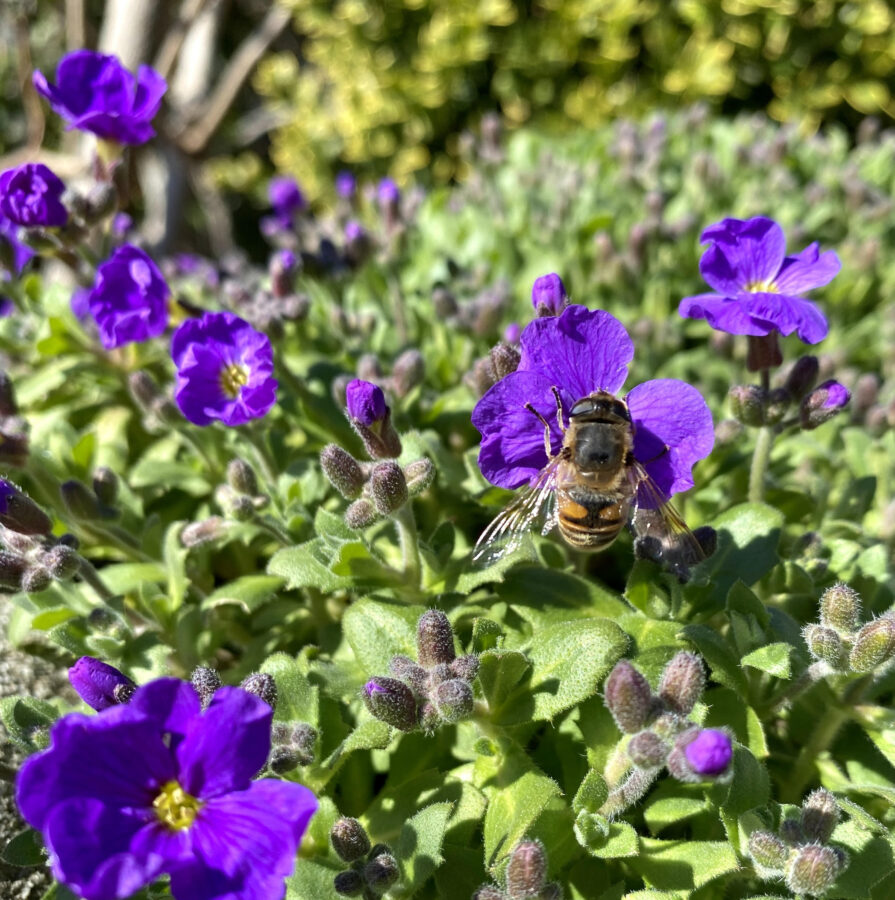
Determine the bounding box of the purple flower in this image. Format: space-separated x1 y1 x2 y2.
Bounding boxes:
0 478 16 514
531 273 568 317
268 177 305 222
33 50 166 145
684 728 732 776
800 379 851 430
503 322 521 344
69 657 135 711
0 296 14 317
16 678 317 900
346 379 387 427
111 212 133 238
172 311 277 427
336 171 356 199
88 244 169 349
0 164 68 227
472 305 714 505
679 217 840 344
0 213 35 277
345 220 366 243
377 178 400 208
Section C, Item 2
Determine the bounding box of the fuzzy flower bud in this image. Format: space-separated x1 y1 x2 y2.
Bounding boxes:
0 550 26 591
240 672 277 710
819 583 862 634
450 654 480 682
181 516 228 547
0 480 52 536
41 544 80 581
364 851 399 895
404 457 435 496
345 498 379 530
785 844 846 897
268 745 300 774
22 567 52 593
784 356 820 400
531 274 568 317
362 677 418 731
330 817 371 863
227 458 259 496
627 730 669 770
346 379 402 459
472 887 506 900
333 870 365 896
489 342 521 380
729 385 766 427
604 661 653 734
92 466 119 507
801 788 841 843
764 387 791 425
417 609 456 667
804 624 847 669
658 651 705 715
321 444 365 500
388 655 428 696
682 728 733 777
368 462 408 515
800 380 850 430
506 839 547 899
291 723 318 765
61 479 102 521
433 678 474 723
748 830 788 872
191 666 222 708
68 657 136 711
849 615 895 672
779 818 805 845
392 349 425 398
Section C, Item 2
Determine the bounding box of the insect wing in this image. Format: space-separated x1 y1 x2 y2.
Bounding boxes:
472 460 560 566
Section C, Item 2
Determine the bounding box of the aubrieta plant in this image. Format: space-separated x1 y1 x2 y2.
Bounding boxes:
0 40 892 900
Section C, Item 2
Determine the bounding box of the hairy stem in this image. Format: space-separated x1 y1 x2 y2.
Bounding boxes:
748 425 774 504
393 504 421 589
598 766 659 818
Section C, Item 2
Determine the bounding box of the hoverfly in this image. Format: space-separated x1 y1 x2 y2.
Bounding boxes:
472 387 709 573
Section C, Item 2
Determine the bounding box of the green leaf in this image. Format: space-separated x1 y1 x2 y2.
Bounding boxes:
391 802 452 898
828 818 895 899
719 745 769 817
286 859 340 899
471 617 502 652
741 642 794 679
267 539 350 593
163 521 190 610
588 821 640 859
342 598 422 675
643 787 706 835
627 839 739 890
497 565 630 618
573 769 608 816
261 652 319 726
97 563 166 595
477 649 531 721
1 829 44 866
322 718 392 774
680 624 747 694
0 696 58 750
202 575 286 613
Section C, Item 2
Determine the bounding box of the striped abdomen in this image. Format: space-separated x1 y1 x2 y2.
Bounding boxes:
556 488 631 551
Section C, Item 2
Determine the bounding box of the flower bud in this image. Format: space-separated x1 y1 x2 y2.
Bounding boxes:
392 349 425 398
604 661 653 734
404 457 435 496
86 606 124 634
368 462 408 515
472 887 506 900
785 844 846 897
417 609 456 667
729 385 766 427
240 672 277 710
682 728 732 777
0 370 19 417
627 730 669 769
334 870 365 896
531 273 568 317
0 480 52 535
800 380 850 430
466 357 498 397
748 830 788 872
268 745 300 774
40 544 80 581
764 387 790 425
849 615 895 672
450 654 480 682
388 655 428 696
21 566 52 593
92 466 119 507
804 624 847 669
489 342 521 380
291 722 318 765
69 657 136 711
779 818 805 845
364 851 399 895
128 370 164 411
84 181 117 221
227 459 259 496
0 550 26 591
0 428 29 467
320 444 365 500
181 516 229 547
658 651 705 715
346 379 402 459
433 678 474 723
330 817 371 863
506 839 547 899
801 788 841 843
432 286 458 318
345 498 380 530
362 677 418 731
784 356 820 400
191 666 222 708
819 583 862 634
61 479 102 521
270 249 298 298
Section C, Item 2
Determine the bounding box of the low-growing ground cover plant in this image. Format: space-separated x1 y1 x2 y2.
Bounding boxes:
0 45 893 900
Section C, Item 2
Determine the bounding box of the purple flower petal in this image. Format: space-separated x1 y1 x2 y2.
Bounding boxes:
346 379 387 425
699 217 786 295
626 379 714 505
0 164 68 228
744 292 829 344
518 305 633 401
472 370 566 489
129 678 201 746
678 292 774 337
773 243 841 294
68 657 135 711
176 688 272 799
684 728 732 776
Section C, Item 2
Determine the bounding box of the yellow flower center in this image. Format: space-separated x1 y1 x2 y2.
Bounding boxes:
744 279 778 293
220 363 249 399
153 781 201 831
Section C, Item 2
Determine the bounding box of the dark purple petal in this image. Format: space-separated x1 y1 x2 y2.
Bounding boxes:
744 292 828 344
345 379 387 426
518 305 633 401
377 178 400 206
773 243 841 294
69 657 135 711
472 370 566 489
176 687 272 799
0 479 17 514
698 216 786 294
335 171 356 199
531 273 567 315
0 213 34 275
0 164 68 227
626 379 714 505
819 379 850 409
268 177 305 216
684 728 732 776
677 293 774 337
43 798 164 900
129 678 201 745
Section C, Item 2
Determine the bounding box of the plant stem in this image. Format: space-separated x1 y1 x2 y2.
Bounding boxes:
77 556 120 606
242 427 284 516
392 504 421 589
748 426 774 504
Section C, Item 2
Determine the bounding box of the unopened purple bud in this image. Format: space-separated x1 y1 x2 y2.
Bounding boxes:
506 839 547 899
330 816 371 862
489 342 520 380
240 672 277 710
334 870 365 896
61 479 101 520
849 614 895 672
433 678 474 723
389 654 428 696
269 176 305 217
363 677 418 731
683 728 732 777
345 498 380 529
321 444 366 499
604 661 653 734
800 380 850 429
336 171 356 199
290 722 318 765
92 466 119 507
658 651 705 715
270 249 298 298
748 830 788 871
42 544 80 581
22 566 52 593
368 461 408 515
449 654 480 682
503 322 521 344
472 887 506 900
784 356 820 400
779 818 805 845
627 730 669 769
191 666 222 708
785 844 846 897
227 458 259 497
392 349 424 398
377 178 400 209
69 656 136 711
417 609 456 667
801 788 841 843
804 624 847 669
531 273 568 317
346 379 387 426
0 480 52 536
819 582 862 634
364 851 399 894
729 385 766 427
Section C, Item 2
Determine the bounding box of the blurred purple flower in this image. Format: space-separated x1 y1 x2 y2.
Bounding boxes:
0 163 68 227
377 178 400 208
346 379 387 427
0 213 35 277
88 244 169 349
70 287 91 320
503 323 521 344
16 678 317 900
268 177 305 224
69 657 135 711
531 273 567 317
679 217 839 344
345 220 365 243
0 478 16 513
335 171 356 199
33 50 166 145
172 311 277 427
111 212 133 238
684 728 732 776
472 305 714 505
0 296 14 317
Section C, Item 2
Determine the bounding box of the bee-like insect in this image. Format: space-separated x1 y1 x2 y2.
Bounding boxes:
473 387 707 569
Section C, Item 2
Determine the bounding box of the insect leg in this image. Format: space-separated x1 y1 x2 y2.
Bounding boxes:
551 386 565 433
524 403 553 458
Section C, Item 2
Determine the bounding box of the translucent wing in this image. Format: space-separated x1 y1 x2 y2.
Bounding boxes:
472 458 562 566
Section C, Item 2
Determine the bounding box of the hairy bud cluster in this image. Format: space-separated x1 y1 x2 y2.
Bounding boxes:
269 721 318 772
473 838 563 900
214 458 269 523
331 818 400 897
362 610 478 733
748 788 847 895
804 583 895 674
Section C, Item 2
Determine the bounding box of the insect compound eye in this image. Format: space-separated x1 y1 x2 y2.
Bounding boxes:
569 398 593 417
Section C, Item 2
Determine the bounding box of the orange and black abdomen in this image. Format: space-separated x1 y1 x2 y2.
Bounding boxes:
557 491 629 551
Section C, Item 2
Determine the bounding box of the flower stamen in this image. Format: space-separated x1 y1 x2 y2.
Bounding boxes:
220 363 249 399
744 279 777 293
153 780 201 831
